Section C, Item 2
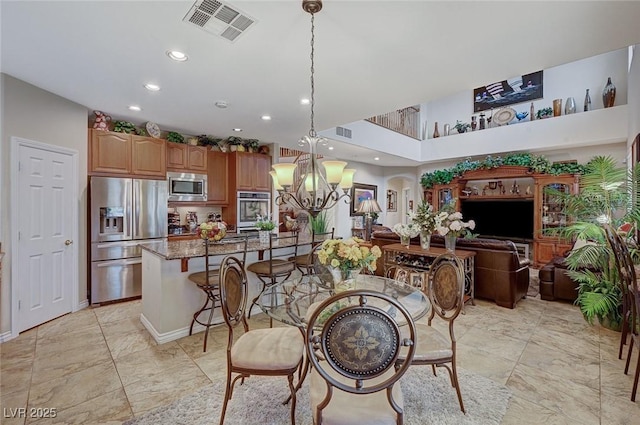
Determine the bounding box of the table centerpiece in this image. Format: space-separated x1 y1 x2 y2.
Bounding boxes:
316 237 382 291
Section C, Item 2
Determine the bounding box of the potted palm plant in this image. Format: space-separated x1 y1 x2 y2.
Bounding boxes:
554 156 640 330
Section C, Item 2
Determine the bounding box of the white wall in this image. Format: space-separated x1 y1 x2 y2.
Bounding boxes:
424 48 629 139
629 45 640 162
1 74 89 335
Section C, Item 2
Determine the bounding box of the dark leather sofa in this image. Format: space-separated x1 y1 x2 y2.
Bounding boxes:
371 230 531 309
539 256 579 302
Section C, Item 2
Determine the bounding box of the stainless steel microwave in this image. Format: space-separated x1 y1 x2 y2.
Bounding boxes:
167 172 208 202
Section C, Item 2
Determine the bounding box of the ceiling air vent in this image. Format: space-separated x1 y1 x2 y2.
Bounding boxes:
183 0 256 43
336 126 352 139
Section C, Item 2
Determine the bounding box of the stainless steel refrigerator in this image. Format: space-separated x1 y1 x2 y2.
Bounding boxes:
89 176 167 304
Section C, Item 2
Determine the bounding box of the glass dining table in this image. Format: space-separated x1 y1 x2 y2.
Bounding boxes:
257 272 431 329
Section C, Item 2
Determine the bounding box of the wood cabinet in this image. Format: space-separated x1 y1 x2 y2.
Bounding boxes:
89 130 131 175
89 130 166 177
131 136 166 177
533 174 579 266
207 151 229 205
231 151 271 192
166 143 208 173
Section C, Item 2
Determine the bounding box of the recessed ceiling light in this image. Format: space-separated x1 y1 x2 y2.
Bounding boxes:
232 128 243 132
374 157 380 161
261 115 272 121
300 98 310 105
128 105 141 111
328 146 334 150
144 83 160 91
215 101 228 109
166 50 188 62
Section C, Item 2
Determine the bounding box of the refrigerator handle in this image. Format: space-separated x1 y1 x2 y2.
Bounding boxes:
124 178 133 240
132 179 140 239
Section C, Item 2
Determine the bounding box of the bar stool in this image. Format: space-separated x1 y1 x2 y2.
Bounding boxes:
247 232 299 321
187 235 248 352
291 228 334 275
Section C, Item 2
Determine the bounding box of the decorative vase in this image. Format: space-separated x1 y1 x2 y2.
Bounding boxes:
584 89 592 111
333 267 362 292
552 99 562 117
564 97 576 115
471 116 477 131
529 102 535 121
443 123 450 136
602 77 616 108
258 230 271 245
479 113 486 129
444 233 457 252
433 122 440 138
400 235 411 247
419 231 431 250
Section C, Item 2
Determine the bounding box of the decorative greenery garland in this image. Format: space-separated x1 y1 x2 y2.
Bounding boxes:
420 152 585 189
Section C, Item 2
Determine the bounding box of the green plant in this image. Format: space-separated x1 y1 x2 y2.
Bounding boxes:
555 156 640 327
536 107 553 119
255 215 276 231
242 139 260 150
453 120 470 133
166 131 184 143
225 136 244 146
113 120 136 134
309 210 330 234
197 135 223 147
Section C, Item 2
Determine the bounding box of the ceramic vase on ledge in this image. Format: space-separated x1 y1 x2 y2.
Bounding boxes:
445 233 457 252
602 77 616 108
420 231 431 250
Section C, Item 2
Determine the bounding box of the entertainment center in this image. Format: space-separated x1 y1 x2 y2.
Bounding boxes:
423 166 579 267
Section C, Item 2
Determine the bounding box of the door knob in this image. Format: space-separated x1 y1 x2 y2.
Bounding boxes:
65 240 73 246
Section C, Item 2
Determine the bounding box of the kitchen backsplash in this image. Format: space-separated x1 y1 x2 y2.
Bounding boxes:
171 206 223 227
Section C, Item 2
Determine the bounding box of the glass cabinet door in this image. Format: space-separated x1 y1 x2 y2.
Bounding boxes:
541 183 571 236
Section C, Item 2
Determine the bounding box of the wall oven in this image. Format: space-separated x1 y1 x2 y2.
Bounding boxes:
237 191 271 229
167 172 208 202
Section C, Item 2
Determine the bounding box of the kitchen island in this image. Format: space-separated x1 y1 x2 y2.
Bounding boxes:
139 234 310 344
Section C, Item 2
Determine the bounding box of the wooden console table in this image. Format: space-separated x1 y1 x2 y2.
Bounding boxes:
381 244 476 310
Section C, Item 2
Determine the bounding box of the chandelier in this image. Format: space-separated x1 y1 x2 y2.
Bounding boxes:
269 0 355 217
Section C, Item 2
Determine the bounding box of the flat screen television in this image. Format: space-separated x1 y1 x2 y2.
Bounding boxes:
460 199 534 240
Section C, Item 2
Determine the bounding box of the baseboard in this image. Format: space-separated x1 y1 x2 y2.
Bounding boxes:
140 313 223 344
0 330 16 343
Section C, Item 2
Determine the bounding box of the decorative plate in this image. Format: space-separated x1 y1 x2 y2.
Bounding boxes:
146 121 161 138
493 108 516 126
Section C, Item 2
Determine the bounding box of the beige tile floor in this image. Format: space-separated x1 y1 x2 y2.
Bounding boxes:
1 295 639 424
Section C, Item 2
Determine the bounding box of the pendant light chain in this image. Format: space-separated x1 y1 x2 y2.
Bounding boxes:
309 12 316 138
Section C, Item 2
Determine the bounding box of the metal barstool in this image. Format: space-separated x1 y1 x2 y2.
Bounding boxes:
187 235 248 352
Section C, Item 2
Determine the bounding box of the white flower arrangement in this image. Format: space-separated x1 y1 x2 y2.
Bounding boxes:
392 222 421 239
408 200 441 233
435 211 476 238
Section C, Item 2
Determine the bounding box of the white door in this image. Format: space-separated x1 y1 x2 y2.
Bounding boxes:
16 142 75 331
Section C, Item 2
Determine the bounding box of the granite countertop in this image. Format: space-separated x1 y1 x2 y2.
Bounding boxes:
140 232 311 260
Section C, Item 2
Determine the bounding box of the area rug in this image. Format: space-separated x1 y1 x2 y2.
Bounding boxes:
123 366 512 425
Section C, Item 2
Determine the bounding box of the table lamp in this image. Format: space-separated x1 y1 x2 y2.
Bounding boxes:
357 199 382 241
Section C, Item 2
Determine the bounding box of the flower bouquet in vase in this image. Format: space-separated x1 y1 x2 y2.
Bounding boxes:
255 214 276 244
409 200 440 250
316 237 382 291
435 208 475 251
392 222 421 248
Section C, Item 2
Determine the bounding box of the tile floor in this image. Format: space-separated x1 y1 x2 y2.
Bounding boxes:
1 295 639 424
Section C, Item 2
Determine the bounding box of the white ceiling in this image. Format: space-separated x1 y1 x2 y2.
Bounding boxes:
2 1 639 166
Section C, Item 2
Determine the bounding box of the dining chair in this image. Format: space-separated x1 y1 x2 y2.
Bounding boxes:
247 232 300 321
218 255 305 425
603 225 635 360
292 228 335 275
395 251 466 413
305 289 417 425
186 235 248 352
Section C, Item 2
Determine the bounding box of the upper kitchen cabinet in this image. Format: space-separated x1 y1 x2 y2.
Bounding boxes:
231 151 271 192
131 136 166 177
207 151 229 205
89 130 168 178
166 142 208 173
89 129 131 175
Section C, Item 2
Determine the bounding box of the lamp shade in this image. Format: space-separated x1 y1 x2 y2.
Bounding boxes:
322 160 347 184
339 169 356 190
357 199 382 214
304 173 320 192
269 171 283 190
272 163 297 187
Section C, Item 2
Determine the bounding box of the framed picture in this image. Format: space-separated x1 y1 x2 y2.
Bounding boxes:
393 267 410 285
387 190 397 212
409 272 425 291
473 70 544 113
350 183 377 216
